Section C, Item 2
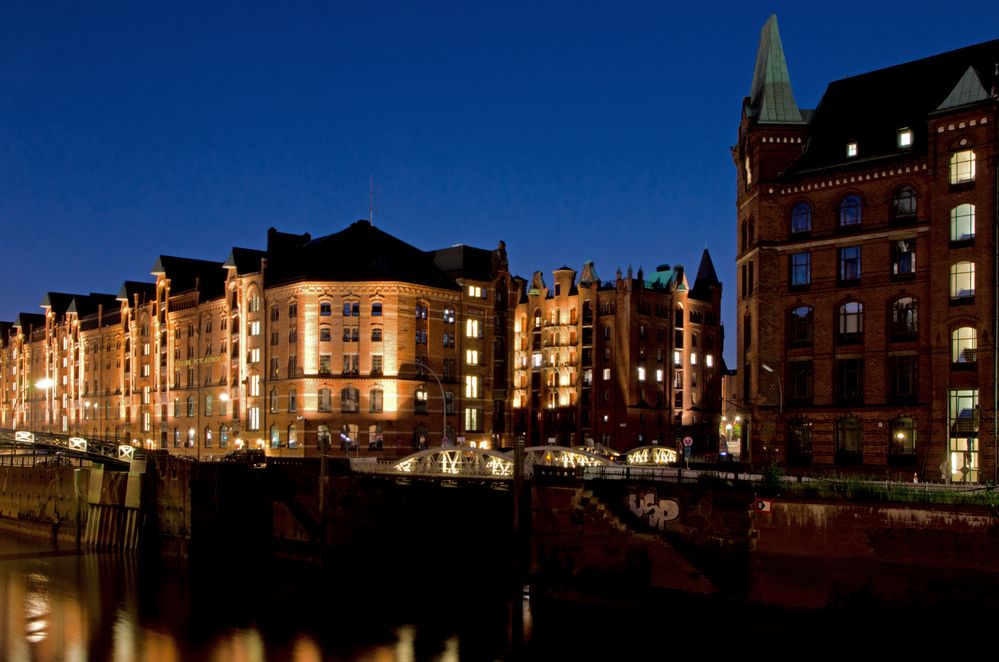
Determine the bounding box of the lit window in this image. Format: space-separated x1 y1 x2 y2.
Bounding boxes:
249 374 260 396
249 348 260 363
690 353 698 366
950 204 975 241
465 375 479 399
248 407 260 431
949 150 975 184
838 302 864 338
466 318 481 338
249 321 260 336
464 407 482 432
846 142 858 157
637 366 646 382
898 129 912 149
443 307 455 324
656 369 663 383
466 349 479 365
950 261 975 299
673 351 682 365
467 285 485 299
952 327 976 364
602 368 610 380
532 353 542 368
706 354 713 368
839 195 862 227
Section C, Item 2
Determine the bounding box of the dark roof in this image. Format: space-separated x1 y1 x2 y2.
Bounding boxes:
266 219 459 291
266 227 311 254
40 292 77 320
67 293 119 318
151 256 227 299
14 312 45 331
690 249 722 301
224 247 266 275
0 321 12 345
117 281 157 304
785 38 999 176
431 245 494 282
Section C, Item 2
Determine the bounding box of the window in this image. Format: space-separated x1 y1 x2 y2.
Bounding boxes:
890 416 916 461
371 354 383 376
187 396 195 417
892 186 916 220
288 354 298 377
897 128 912 149
466 319 481 338
248 293 261 313
468 285 485 299
836 359 863 404
836 416 861 464
249 374 260 397
466 349 479 366
415 303 429 319
415 329 427 345
320 326 331 342
371 302 382 316
790 252 810 287
637 366 646 382
205 395 213 416
892 239 915 277
270 424 280 449
288 388 297 412
269 388 278 413
950 261 975 300
890 297 918 339
888 355 917 402
952 327 977 365
949 150 975 184
948 388 979 482
343 354 359 375
415 387 428 413
839 246 861 282
372 327 383 342
270 306 279 322
464 407 482 432
443 307 455 324
846 142 857 158
249 347 260 363
442 332 454 348
787 417 812 465
838 302 864 340
288 303 298 319
791 202 811 234
789 361 813 405
465 375 479 399
318 388 331 412
950 204 975 241
370 388 383 413
602 368 610 381
320 302 332 317
673 351 682 366
319 354 331 375
287 424 298 449
249 320 260 336
690 353 698 366
788 306 813 345
839 195 862 227
248 407 260 431
341 387 359 412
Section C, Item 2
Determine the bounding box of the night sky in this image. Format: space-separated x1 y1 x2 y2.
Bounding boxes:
2 1 998 367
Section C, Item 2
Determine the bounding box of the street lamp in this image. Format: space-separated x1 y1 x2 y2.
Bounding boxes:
398 360 449 447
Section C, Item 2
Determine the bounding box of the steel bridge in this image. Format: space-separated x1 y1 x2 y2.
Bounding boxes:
0 428 134 469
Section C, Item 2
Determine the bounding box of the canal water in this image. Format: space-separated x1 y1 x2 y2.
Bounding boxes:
0 530 994 660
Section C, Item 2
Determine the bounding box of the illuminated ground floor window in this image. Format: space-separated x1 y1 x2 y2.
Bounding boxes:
949 389 979 482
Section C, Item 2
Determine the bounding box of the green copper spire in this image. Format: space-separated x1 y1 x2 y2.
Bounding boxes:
937 65 989 111
748 14 803 124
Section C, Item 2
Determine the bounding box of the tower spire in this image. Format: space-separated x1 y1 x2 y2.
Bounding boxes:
748 14 803 124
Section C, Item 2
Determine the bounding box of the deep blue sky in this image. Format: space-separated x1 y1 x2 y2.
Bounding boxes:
2 1 997 366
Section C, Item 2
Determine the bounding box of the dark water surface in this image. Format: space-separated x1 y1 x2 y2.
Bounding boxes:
1 531 995 660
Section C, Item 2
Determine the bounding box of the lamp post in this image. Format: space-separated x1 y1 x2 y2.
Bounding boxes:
398 360 448 447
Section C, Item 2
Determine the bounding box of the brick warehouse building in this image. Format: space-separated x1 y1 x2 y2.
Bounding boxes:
511 254 723 454
0 219 724 459
735 15 999 482
0 220 515 458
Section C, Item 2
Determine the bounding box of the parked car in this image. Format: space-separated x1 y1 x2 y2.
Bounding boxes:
220 449 266 467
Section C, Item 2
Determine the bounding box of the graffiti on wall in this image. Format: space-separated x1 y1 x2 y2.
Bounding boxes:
627 491 679 530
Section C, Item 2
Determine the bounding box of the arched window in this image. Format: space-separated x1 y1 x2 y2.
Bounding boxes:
269 388 279 413
270 424 280 448
839 195 862 227
318 388 331 413
788 306 813 345
219 425 229 448
952 327 977 364
890 297 918 339
204 427 212 448
288 388 297 413
950 204 975 241
838 302 864 340
287 424 298 449
836 416 862 464
341 386 359 413
892 187 916 220
369 387 384 413
533 309 542 328
187 428 196 448
950 261 975 299
791 202 812 233
186 396 195 417
317 424 331 451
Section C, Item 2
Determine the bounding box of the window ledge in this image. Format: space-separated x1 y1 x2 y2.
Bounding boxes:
949 296 975 306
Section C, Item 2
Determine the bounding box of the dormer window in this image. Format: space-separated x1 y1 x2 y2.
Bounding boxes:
846 142 858 158
898 128 912 149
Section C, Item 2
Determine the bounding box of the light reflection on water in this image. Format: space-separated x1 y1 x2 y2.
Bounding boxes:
0 533 518 661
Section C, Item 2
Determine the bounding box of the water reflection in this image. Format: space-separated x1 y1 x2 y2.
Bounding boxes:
0 532 520 661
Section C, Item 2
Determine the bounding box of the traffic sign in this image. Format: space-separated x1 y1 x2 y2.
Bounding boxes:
682 436 693 447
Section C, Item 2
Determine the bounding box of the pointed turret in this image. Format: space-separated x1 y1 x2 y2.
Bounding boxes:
748 14 803 124
690 249 722 301
937 65 990 110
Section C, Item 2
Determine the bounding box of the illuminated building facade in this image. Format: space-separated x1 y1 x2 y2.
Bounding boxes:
0 220 514 458
735 16 999 481
510 254 724 453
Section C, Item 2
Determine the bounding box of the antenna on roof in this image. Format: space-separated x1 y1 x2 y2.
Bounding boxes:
369 175 376 224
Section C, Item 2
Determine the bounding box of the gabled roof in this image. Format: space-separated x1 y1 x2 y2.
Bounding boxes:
40 292 77 319
117 281 157 304
432 244 494 282
265 219 459 291
785 37 999 176
14 312 45 331
151 255 227 299
690 249 722 301
747 14 804 124
224 247 266 275
67 293 119 318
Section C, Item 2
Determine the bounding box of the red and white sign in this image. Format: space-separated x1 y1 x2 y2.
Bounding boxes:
682 436 693 447
756 499 773 512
